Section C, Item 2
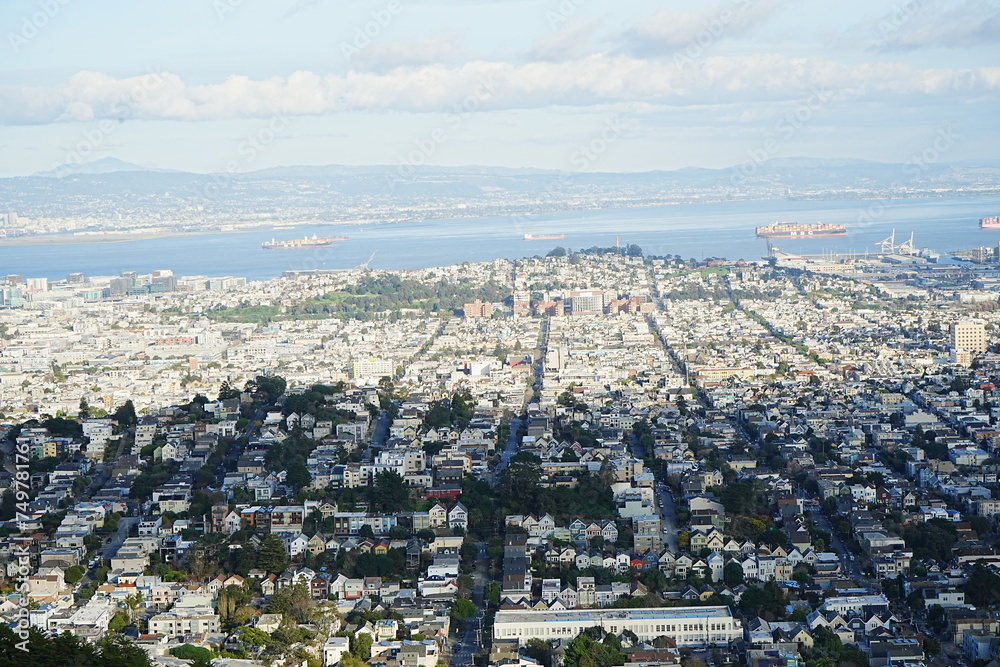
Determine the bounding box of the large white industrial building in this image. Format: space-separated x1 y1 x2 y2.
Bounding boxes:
492 606 742 647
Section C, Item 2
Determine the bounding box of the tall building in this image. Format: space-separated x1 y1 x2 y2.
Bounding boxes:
545 345 565 372
570 289 604 314
512 291 530 317
352 358 394 379
952 320 987 354
464 299 493 318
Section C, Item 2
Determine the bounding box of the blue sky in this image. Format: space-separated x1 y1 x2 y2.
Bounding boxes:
0 0 997 176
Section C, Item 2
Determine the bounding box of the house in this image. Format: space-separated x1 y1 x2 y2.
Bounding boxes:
324 635 351 667
600 521 618 543
448 503 468 532
428 503 448 528
307 534 327 555
256 614 283 633
285 533 310 559
223 511 243 534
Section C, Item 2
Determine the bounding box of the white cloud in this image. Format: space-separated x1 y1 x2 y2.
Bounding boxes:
531 19 603 62
619 0 790 56
1 54 998 125
866 0 1000 52
349 35 468 70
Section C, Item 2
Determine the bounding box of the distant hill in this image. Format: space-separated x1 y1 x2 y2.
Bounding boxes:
4 157 998 222
34 156 178 179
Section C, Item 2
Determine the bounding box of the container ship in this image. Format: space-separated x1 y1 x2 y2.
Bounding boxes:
755 222 847 238
262 234 348 249
980 216 1000 229
523 233 565 240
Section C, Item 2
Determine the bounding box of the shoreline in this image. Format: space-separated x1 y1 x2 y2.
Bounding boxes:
0 224 355 248
0 191 995 250
0 230 216 247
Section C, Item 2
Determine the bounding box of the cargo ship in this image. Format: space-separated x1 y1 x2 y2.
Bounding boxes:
262 234 348 249
524 233 565 240
980 216 1000 229
755 222 847 238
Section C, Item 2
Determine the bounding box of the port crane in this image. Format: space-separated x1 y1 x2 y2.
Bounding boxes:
877 230 916 255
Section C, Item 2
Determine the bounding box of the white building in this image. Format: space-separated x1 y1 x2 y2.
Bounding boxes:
493 606 741 647
352 358 394 380
952 319 987 354
324 635 351 666
148 606 221 638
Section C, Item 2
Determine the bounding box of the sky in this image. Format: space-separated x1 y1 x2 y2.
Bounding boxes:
0 0 998 177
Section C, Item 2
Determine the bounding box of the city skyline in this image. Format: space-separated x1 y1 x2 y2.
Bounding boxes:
1 0 998 177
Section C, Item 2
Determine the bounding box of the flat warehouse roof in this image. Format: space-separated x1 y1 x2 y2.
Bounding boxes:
495 606 735 624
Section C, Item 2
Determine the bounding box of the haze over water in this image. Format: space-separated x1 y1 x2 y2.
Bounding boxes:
2 195 999 281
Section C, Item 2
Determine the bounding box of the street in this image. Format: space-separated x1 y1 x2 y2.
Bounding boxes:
448 542 489 667
492 417 521 487
656 484 680 552
814 512 863 580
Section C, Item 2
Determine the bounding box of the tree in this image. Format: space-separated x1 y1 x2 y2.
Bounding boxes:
218 380 241 400
723 561 744 587
371 469 411 512
451 598 477 622
113 399 138 428
64 565 85 584
257 533 289 574
78 398 92 420
426 401 451 428
217 584 253 625
98 634 158 667
965 566 1000 608
499 452 542 514
925 604 946 632
245 374 286 405
351 632 373 660
738 583 786 619
239 626 271 649
563 631 625 667
451 390 474 429
267 584 312 624
285 461 311 491
171 644 213 662
0 490 14 521
901 518 957 562
524 638 552 667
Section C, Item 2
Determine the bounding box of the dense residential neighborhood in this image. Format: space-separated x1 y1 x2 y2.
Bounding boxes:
2 248 1000 667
